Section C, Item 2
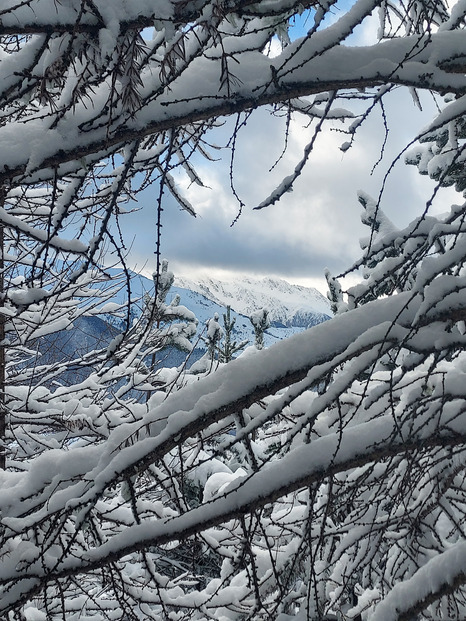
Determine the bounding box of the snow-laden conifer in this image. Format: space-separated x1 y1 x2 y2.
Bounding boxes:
1 0 466 619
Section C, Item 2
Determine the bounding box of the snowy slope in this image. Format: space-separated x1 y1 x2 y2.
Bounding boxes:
34 270 331 375
174 274 331 328
102 269 330 350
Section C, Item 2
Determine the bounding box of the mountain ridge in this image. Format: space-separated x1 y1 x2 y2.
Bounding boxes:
32 270 332 383
174 274 331 329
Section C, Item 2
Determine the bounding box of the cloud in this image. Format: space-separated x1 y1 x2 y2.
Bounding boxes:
122 84 458 294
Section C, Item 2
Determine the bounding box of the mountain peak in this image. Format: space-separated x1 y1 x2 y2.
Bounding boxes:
175 274 330 328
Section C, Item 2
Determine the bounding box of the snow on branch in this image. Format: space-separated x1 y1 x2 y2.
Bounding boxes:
2 0 466 618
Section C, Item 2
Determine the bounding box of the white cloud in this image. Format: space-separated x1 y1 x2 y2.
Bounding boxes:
123 75 460 295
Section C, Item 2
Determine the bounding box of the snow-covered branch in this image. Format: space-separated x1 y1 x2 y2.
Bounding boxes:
2 0 466 618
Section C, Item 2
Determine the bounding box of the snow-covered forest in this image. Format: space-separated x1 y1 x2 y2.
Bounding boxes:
1 0 466 619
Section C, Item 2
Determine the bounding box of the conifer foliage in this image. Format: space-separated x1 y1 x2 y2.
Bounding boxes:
0 1 466 619
219 306 248 362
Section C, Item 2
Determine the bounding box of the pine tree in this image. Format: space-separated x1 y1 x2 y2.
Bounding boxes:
250 308 270 350
203 312 223 371
217 306 248 362
136 259 198 382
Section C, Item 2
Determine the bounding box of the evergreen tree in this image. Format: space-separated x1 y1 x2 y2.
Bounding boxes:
250 308 270 350
217 306 248 362
192 312 223 373
1 1 466 619
135 259 198 382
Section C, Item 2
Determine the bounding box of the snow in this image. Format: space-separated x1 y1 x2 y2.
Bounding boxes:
0 207 87 254
175 274 331 324
2 1 466 618
46 398 465 583
371 542 466 621
1 9 465 187
0 289 423 522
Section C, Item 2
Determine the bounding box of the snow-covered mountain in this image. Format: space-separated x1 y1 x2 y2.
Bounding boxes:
174 274 331 328
104 269 331 349
33 271 331 380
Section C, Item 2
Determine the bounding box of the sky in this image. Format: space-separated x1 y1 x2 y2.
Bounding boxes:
117 12 458 295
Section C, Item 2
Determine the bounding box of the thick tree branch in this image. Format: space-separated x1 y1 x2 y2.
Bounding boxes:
2 412 464 614
1 30 465 186
0 0 314 35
